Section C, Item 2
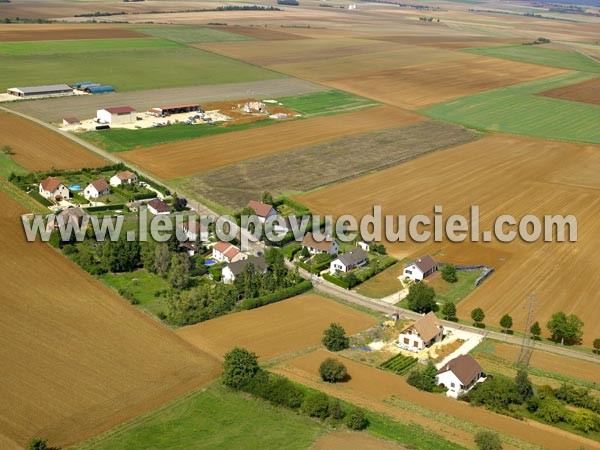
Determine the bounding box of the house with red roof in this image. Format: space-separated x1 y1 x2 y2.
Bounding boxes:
39 176 69 201
212 241 247 264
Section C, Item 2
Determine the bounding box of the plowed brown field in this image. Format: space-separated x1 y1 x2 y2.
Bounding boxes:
296 134 600 346
274 350 597 450
0 26 145 42
0 112 106 171
122 106 423 179
540 76 600 106
0 192 220 449
176 294 378 362
311 431 405 450
209 25 309 41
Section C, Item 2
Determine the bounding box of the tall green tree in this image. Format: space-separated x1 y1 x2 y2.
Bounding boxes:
154 242 171 275
322 323 349 351
530 321 542 340
168 253 190 290
546 312 584 345
441 301 456 320
471 307 485 327
222 347 260 390
515 369 534 401
441 264 458 283
406 282 437 313
500 314 513 334
261 191 274 205
319 358 348 383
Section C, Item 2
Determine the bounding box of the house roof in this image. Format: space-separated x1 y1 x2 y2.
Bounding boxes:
214 241 233 253
40 176 63 193
412 311 443 343
302 232 336 252
437 354 483 386
116 170 136 181
412 255 437 273
147 198 170 213
88 178 109 192
104 106 136 115
11 84 72 94
247 200 275 218
226 256 267 276
224 246 241 260
336 248 367 267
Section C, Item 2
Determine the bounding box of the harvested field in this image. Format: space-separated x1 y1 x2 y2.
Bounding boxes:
0 27 146 42
324 56 566 109
121 106 423 179
0 192 220 449
5 78 326 124
131 26 253 44
364 34 524 49
181 121 479 209
208 25 310 41
0 112 106 171
176 294 378 362
540 76 600 106
295 134 600 346
311 431 405 450
274 350 598 450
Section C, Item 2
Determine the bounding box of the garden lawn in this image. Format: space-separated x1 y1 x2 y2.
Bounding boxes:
422 71 600 144
354 262 405 299
465 45 600 74
0 38 181 56
428 270 482 306
133 26 254 44
0 47 283 92
0 153 28 179
101 270 170 317
72 383 326 450
276 90 379 117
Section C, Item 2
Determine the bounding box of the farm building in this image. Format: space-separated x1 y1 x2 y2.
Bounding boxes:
149 103 203 117
212 241 247 264
178 221 208 242
62 117 81 126
330 248 368 274
39 176 69 201
247 200 276 223
87 85 116 95
146 198 171 215
83 178 110 200
398 312 444 352
7 84 73 98
222 256 267 284
436 354 484 398
301 232 339 255
96 106 136 124
109 171 138 187
403 255 438 281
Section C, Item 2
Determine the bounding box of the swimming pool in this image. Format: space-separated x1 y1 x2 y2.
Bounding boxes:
204 259 217 266
70 184 82 191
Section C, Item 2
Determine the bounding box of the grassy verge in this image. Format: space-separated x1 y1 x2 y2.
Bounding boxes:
100 270 170 317
0 153 28 179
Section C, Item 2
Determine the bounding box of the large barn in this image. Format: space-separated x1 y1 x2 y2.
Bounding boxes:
7 84 73 98
96 106 136 124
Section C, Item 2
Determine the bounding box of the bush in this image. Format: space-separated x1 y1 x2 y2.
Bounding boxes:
406 361 439 392
468 376 520 412
256 376 305 409
345 408 369 430
302 392 331 419
238 279 312 310
535 398 567 424
441 263 458 283
222 347 260 390
322 273 349 289
471 307 485 327
322 323 349 351
474 430 502 450
569 408 600 433
328 398 346 420
28 438 48 450
319 358 348 383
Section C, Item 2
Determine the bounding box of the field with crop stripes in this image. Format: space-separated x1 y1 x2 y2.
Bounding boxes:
380 354 417 375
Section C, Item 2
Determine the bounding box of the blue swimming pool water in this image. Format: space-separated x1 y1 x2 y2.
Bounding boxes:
204 259 216 266
70 184 82 191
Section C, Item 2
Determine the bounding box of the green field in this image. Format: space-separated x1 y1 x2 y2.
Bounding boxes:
0 47 283 92
100 270 170 316
275 90 380 117
0 38 181 56
73 384 326 450
465 45 600 73
133 26 254 44
422 71 600 144
0 153 28 179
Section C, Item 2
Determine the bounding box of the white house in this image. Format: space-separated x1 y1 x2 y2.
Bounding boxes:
39 176 70 200
301 232 339 255
222 256 267 284
212 241 247 264
330 248 368 274
247 200 277 223
357 240 371 252
83 178 110 200
398 312 444 352
403 255 438 281
146 198 170 215
96 106 136 124
109 171 138 187
436 354 484 398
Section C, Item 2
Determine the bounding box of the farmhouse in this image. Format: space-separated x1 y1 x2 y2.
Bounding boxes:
403 255 438 281
83 179 110 200
62 117 81 127
7 84 73 98
146 198 170 215
222 256 268 284
212 241 247 263
301 232 339 255
398 311 443 352
436 354 484 398
247 200 276 223
149 103 203 117
109 171 138 187
330 248 368 274
39 176 70 201
96 106 136 124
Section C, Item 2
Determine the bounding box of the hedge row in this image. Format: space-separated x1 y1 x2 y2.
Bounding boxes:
86 203 126 213
323 273 350 289
356 259 397 284
29 191 53 207
238 279 312 310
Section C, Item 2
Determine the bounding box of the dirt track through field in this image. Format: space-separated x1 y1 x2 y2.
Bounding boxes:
0 192 220 448
0 112 106 171
122 106 423 179
176 294 378 362
296 134 600 346
274 350 598 450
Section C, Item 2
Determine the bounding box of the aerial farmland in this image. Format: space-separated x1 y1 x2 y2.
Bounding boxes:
1 1 600 449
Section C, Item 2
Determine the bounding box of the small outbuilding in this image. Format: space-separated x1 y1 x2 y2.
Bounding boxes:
62 117 81 127
96 106 136 124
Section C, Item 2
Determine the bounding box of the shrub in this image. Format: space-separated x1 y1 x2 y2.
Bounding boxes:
222 347 260 390
319 358 348 383
569 408 600 433
515 369 534 401
322 323 349 351
345 408 369 430
28 438 48 450
441 263 458 283
535 398 567 424
322 273 349 289
471 307 485 327
406 361 439 392
441 301 457 320
474 430 502 450
328 398 346 420
468 376 520 412
526 396 540 412
302 392 331 419
238 279 312 310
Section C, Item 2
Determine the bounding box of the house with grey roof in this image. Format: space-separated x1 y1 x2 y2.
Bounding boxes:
329 248 368 274
222 256 267 284
403 255 437 281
